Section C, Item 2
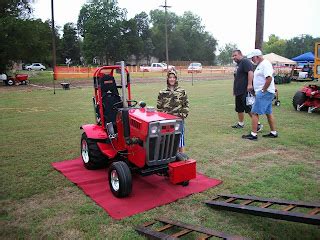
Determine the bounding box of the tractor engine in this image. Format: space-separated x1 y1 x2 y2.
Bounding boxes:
146 119 182 166
116 106 183 172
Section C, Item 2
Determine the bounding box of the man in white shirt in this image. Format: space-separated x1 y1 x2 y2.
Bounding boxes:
242 49 278 141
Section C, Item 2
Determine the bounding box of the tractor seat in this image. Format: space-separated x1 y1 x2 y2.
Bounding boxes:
99 74 122 127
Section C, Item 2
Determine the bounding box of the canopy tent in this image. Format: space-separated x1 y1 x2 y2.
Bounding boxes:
263 53 296 65
291 52 314 63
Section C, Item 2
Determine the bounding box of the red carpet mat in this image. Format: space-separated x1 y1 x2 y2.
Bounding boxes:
52 157 222 219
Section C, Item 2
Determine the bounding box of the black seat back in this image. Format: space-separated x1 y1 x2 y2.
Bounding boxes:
99 74 122 125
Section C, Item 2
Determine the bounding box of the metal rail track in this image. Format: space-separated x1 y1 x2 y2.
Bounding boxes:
204 194 320 225
135 217 248 239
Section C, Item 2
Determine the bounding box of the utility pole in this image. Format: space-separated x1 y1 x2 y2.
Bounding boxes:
255 0 265 50
160 0 171 70
51 0 56 94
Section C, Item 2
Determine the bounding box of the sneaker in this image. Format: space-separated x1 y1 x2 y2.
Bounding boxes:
232 123 244 129
242 133 258 141
257 124 263 133
262 132 278 138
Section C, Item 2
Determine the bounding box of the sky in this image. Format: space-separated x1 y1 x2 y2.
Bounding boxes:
32 0 320 55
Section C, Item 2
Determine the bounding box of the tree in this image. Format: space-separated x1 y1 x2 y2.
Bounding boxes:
0 0 32 18
0 0 54 71
149 9 179 62
78 0 127 64
285 35 320 59
113 18 143 63
217 43 238 65
262 34 320 59
60 23 80 65
262 34 287 56
149 10 217 64
0 0 31 71
133 12 154 64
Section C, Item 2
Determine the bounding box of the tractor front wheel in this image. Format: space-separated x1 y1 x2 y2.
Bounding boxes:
292 91 307 111
108 161 132 198
81 132 107 170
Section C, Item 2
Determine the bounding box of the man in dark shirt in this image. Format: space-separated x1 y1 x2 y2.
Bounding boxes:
231 49 262 131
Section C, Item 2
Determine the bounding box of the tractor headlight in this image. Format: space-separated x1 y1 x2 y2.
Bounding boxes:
175 122 180 131
150 125 158 134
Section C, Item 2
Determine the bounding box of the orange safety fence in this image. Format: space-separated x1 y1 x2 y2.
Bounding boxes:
53 65 234 80
54 66 98 80
54 66 142 80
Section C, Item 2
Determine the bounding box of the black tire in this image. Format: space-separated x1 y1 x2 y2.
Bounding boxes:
180 181 189 186
274 100 281 107
81 132 108 170
176 152 189 161
292 91 307 111
108 161 132 198
7 79 15 86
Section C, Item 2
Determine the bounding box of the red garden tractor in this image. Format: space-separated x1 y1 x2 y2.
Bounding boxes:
4 74 29 86
80 62 196 198
292 84 320 113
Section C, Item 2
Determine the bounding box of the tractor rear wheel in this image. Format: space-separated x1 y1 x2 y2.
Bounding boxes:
176 152 189 161
81 132 107 170
292 91 307 111
108 161 132 198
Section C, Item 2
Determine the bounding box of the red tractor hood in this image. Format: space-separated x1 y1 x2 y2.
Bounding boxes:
129 108 180 123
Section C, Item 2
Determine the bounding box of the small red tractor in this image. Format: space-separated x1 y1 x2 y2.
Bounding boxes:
4 74 29 86
80 62 196 198
292 84 320 113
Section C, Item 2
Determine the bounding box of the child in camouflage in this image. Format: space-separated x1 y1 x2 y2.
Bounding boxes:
157 70 189 152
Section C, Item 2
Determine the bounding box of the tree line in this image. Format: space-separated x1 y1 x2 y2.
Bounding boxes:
1 0 216 71
1 0 319 71
217 34 320 65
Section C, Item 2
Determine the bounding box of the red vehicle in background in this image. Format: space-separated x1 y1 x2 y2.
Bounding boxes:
80 62 196 198
293 84 320 113
2 74 29 86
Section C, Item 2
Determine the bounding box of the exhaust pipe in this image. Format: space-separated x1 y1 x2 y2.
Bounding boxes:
120 61 128 108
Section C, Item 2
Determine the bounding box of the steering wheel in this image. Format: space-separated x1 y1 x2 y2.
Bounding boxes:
112 100 138 109
127 100 138 107
112 101 123 110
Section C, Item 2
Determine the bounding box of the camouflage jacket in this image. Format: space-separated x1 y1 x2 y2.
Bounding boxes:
157 86 189 119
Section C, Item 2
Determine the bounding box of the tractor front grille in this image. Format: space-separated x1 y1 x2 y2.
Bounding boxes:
146 120 182 166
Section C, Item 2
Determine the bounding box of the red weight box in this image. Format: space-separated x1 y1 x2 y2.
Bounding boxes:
168 159 196 184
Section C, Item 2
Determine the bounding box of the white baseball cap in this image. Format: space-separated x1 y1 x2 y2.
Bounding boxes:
247 49 263 58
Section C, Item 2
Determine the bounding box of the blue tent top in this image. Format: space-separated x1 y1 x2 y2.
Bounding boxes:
292 52 314 62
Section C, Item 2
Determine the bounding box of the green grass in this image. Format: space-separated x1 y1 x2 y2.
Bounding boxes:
0 79 319 239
